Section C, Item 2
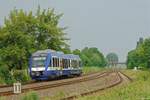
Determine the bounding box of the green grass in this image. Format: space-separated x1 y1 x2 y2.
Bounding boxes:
82 66 105 74
78 69 150 100
0 97 6 100
21 91 39 100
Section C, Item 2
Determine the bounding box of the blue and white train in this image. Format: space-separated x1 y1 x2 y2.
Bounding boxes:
29 49 82 80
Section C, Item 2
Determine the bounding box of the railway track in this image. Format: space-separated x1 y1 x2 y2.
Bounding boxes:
61 71 131 100
0 70 132 100
0 70 111 96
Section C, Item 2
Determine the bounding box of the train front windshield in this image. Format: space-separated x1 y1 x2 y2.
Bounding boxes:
32 56 46 67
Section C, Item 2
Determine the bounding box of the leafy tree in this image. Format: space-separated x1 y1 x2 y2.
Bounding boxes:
80 54 91 66
127 50 139 68
72 49 81 55
139 38 150 68
0 7 69 70
75 47 106 67
106 53 118 66
127 38 150 69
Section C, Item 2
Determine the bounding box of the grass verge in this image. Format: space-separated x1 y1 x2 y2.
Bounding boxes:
78 69 150 100
21 91 39 100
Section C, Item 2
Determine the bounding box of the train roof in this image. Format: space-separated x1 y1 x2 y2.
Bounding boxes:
62 54 81 60
32 49 64 56
51 53 80 60
32 49 80 60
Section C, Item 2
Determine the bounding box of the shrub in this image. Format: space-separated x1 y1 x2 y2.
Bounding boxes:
0 65 14 84
13 70 31 83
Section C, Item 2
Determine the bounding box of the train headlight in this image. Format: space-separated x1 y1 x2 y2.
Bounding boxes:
31 72 35 76
36 72 40 76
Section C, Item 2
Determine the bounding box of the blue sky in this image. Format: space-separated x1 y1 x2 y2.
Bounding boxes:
0 0 150 61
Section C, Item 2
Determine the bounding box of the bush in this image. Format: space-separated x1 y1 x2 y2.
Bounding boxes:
0 63 31 84
0 65 14 84
13 70 31 83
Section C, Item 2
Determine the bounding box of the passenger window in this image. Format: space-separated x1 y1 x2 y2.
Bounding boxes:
57 58 59 67
56 58 59 67
72 60 75 68
71 60 73 67
52 58 54 67
65 59 68 68
64 59 68 68
59 58 62 67
62 59 65 68
68 59 70 67
52 57 59 67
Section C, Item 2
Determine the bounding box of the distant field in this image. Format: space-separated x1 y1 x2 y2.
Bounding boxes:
78 69 150 100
